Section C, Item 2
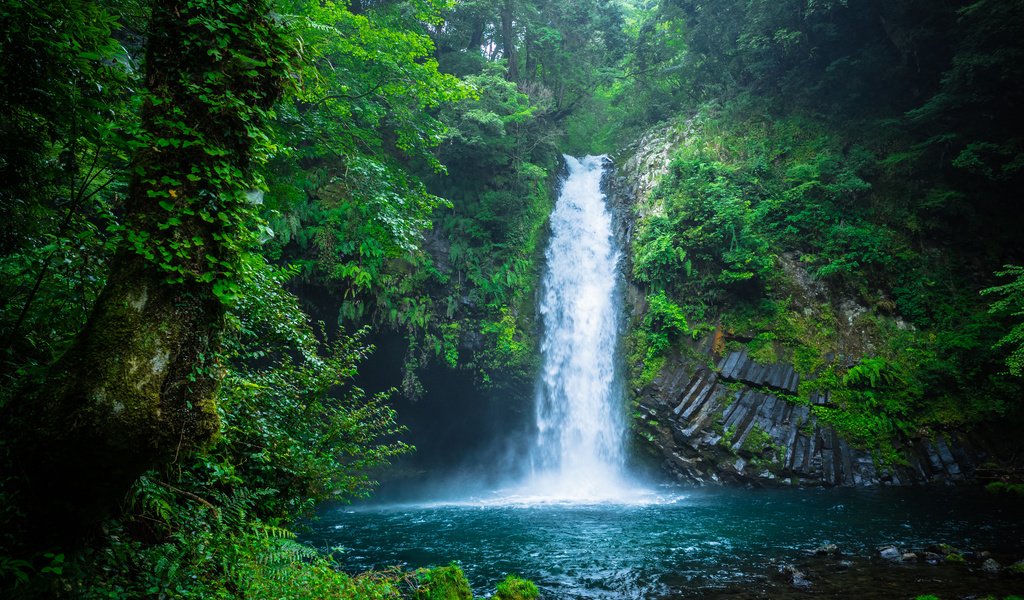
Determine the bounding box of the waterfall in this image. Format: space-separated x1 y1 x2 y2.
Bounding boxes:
527 155 630 500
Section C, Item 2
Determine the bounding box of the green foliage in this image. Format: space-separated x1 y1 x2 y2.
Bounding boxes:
125 0 293 300
739 425 781 465
495 574 540 600
413 563 472 600
49 257 414 598
625 98 1023 460
216 261 413 512
73 478 407 599
0 1 452 594
982 265 1024 376
263 11 555 392
0 0 132 392
475 307 539 388
635 135 774 300
642 290 691 357
803 357 914 463
264 0 472 324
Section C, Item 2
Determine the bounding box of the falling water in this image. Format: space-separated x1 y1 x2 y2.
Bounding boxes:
526 155 631 501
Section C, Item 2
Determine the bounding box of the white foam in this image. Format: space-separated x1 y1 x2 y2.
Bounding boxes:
525 155 642 501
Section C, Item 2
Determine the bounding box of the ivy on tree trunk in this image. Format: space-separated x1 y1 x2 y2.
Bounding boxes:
4 0 290 545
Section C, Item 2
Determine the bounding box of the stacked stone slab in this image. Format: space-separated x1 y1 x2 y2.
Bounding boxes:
634 350 984 487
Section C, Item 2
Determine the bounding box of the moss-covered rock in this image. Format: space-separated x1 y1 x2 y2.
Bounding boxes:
413 563 472 600
495 574 540 600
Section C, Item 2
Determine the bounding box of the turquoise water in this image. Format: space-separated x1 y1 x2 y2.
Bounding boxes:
303 486 1024 598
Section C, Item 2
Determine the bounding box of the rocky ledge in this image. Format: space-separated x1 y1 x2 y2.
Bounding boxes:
634 346 988 487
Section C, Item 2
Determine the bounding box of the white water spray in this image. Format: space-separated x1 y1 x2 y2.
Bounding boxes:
523 155 635 501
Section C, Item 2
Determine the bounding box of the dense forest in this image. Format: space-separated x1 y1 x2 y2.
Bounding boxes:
1 0 1022 597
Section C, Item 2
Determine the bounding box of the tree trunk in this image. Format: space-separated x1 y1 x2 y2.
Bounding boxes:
3 0 288 546
501 0 520 81
467 17 485 52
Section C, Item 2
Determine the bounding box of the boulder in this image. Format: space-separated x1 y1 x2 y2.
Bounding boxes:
878 545 902 561
779 564 812 590
982 558 1002 574
901 552 918 562
813 543 840 557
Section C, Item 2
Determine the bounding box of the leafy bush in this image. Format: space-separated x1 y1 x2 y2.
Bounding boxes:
52 258 415 598
642 290 692 357
982 265 1024 376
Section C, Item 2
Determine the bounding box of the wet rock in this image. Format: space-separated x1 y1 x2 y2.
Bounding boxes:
791 573 812 590
923 552 942 565
901 552 918 562
878 546 902 561
982 558 1002 574
813 543 840 557
779 564 812 590
634 343 982 488
836 560 854 570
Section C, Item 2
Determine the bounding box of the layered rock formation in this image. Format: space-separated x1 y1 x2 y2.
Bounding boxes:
633 345 987 486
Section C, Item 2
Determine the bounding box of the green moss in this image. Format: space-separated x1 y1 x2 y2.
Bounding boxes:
413 563 472 600
720 425 737 448
637 354 666 388
791 344 824 377
740 424 785 466
985 481 1024 496
746 332 778 364
495 574 539 600
945 553 966 564
740 425 771 453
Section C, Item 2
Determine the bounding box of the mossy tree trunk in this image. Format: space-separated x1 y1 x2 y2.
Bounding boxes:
4 0 289 545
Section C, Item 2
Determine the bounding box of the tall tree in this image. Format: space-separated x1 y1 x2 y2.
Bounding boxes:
3 0 291 544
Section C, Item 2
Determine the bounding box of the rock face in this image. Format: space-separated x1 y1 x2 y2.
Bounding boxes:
613 121 991 488
606 123 991 487
633 346 986 487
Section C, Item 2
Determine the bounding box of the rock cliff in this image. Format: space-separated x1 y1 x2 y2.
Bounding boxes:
611 125 989 487
632 345 988 486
